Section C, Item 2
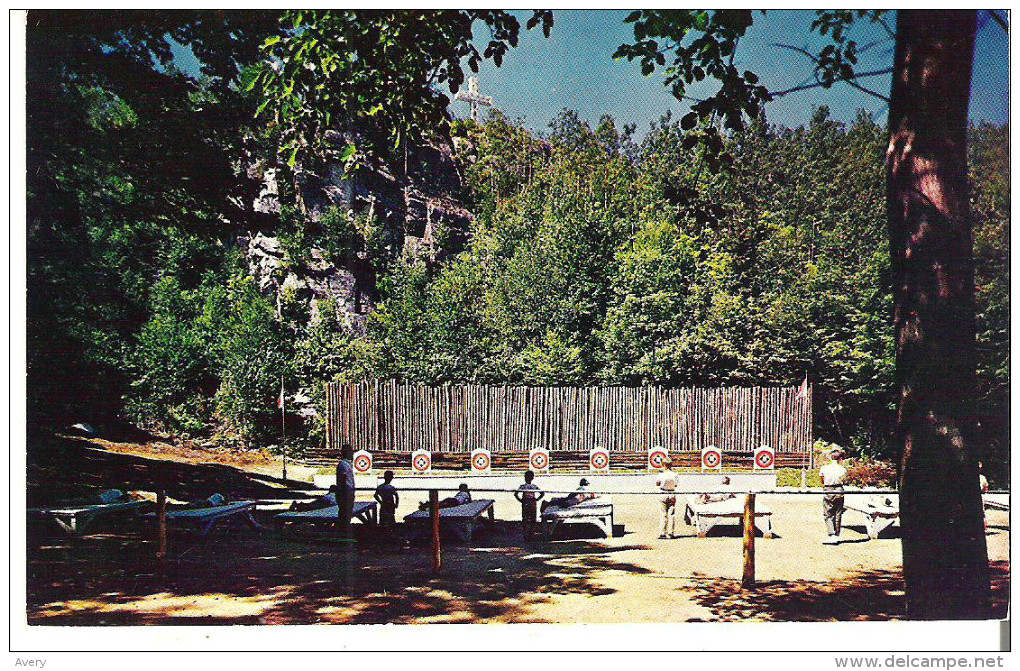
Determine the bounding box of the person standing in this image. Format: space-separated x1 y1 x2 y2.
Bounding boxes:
978 462 990 531
374 470 399 527
656 459 679 539
515 470 545 536
336 443 356 537
820 447 848 545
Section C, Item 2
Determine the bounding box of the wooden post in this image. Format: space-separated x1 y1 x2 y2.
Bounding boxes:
430 489 441 574
156 488 167 560
742 493 755 589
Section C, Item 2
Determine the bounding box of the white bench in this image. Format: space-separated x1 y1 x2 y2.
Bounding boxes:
275 501 378 526
542 497 614 539
31 495 151 535
683 495 774 538
983 494 1009 511
404 499 496 542
843 494 899 539
146 500 260 536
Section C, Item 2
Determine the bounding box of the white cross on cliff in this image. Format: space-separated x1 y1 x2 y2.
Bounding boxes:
455 76 493 122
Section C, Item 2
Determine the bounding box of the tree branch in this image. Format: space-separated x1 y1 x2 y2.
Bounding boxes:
772 68 894 98
875 15 897 39
841 77 890 103
772 43 892 102
857 36 895 57
987 10 1009 34
773 42 822 64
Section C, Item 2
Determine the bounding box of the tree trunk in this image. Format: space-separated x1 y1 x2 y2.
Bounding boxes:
886 10 990 619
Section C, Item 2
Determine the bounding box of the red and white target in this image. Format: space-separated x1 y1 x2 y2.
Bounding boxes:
411 449 431 475
353 449 373 476
590 447 610 473
529 448 550 473
701 445 722 470
754 445 775 471
471 448 491 474
647 447 669 471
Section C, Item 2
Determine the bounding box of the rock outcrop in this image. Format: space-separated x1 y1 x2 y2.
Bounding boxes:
244 136 473 331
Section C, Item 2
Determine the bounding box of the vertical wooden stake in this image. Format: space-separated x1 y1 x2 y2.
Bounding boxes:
430 489 441 574
156 488 167 560
742 493 756 589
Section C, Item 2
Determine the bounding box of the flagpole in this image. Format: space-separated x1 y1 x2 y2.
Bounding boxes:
281 374 287 481
276 292 287 482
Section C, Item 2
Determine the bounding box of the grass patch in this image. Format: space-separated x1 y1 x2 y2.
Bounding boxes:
776 468 822 488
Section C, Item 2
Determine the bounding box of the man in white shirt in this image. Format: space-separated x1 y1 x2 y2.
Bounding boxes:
336 443 357 537
656 460 679 539
819 448 848 545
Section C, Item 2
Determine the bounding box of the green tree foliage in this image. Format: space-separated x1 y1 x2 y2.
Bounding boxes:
25 11 1007 476
200 275 290 442
298 106 1007 462
26 11 276 428
969 122 1010 478
251 10 552 172
126 277 211 433
598 219 747 386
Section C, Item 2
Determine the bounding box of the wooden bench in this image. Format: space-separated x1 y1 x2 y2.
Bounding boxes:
274 501 378 526
843 494 899 539
403 499 495 542
683 495 774 538
542 497 614 539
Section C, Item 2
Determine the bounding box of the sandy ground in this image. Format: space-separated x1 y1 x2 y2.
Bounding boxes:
25 439 1010 624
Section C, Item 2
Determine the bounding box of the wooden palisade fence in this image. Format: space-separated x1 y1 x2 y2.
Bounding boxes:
317 382 813 470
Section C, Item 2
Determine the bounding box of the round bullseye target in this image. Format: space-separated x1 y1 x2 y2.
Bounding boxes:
648 448 668 470
412 451 431 473
701 448 722 470
754 448 774 470
590 449 609 472
471 451 491 472
529 449 549 472
353 452 372 474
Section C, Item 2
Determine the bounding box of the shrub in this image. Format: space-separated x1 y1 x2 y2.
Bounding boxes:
844 459 897 488
125 276 209 433
200 274 289 443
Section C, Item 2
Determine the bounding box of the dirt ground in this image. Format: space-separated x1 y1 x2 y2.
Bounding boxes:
25 436 1010 624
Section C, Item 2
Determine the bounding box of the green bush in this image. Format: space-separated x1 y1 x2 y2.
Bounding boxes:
125 276 209 433
845 459 897 488
200 274 289 442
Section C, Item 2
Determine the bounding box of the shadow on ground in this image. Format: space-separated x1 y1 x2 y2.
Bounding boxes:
25 437 1010 625
27 435 315 507
681 560 1010 622
27 436 655 625
27 528 653 625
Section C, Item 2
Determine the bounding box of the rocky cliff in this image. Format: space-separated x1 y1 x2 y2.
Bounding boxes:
243 137 474 331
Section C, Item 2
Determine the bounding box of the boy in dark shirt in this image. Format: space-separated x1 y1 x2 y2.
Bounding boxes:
515 470 544 536
374 471 399 526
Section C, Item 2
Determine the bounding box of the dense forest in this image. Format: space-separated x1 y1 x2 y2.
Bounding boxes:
26 12 1009 477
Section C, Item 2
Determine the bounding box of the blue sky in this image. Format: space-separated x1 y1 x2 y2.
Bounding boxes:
452 10 1009 135
168 10 1008 135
